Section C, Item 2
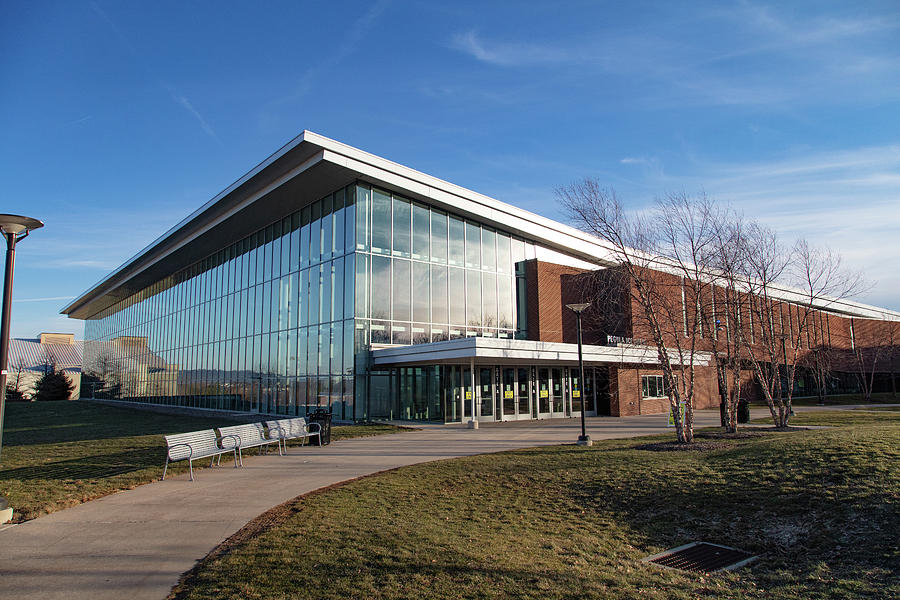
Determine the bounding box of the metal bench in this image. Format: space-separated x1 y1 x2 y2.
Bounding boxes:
217 422 281 466
264 417 321 454
162 429 237 481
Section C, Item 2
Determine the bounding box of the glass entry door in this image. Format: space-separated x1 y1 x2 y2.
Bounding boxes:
501 368 516 421
516 367 531 420
537 368 551 419
550 368 565 417
478 367 495 421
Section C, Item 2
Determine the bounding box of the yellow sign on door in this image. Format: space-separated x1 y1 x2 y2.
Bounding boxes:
572 390 581 398
465 391 472 400
504 390 514 399
539 389 549 398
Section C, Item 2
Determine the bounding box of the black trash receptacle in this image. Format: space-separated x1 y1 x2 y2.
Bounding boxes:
737 399 750 424
309 408 333 445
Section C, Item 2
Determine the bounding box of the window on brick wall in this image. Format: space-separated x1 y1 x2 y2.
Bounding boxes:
641 375 669 399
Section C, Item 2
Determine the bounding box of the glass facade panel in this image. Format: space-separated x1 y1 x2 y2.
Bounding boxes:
465 222 481 269
392 259 411 322
431 265 448 325
392 196 411 258
448 216 465 266
412 261 429 323
412 203 430 261
430 210 447 264
371 189 391 255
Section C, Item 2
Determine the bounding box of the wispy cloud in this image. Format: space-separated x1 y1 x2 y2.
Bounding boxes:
447 4 900 108
620 157 647 165
90 1 220 143
259 0 391 122
170 92 218 142
14 295 74 303
450 31 578 67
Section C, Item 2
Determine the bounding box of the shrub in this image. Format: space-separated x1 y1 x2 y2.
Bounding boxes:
33 366 76 401
4 385 28 402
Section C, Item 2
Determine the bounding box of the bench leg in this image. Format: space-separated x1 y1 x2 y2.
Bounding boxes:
231 448 239 468
161 456 170 481
210 456 216 468
188 459 194 482
237 448 243 467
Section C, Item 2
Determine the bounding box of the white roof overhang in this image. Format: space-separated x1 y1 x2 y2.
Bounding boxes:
371 337 712 368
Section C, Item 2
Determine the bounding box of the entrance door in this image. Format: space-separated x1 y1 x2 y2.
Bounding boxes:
501 368 516 421
478 367 494 421
537 368 551 418
517 367 531 420
571 368 583 418
551 367 565 417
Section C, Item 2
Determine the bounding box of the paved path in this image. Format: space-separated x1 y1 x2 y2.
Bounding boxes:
0 405 873 600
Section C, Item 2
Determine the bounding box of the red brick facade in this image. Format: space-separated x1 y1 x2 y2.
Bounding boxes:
525 259 899 416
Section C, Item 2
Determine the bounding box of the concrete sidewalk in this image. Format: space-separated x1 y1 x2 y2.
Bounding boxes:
0 406 832 600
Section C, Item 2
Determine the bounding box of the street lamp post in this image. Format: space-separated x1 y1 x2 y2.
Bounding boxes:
0 214 43 523
566 302 592 447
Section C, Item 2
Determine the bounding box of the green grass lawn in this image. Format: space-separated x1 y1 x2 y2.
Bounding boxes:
0 401 407 523
171 411 900 600
783 392 899 406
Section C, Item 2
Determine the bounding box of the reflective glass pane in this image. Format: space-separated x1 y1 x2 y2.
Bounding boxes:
482 228 496 272
371 189 391 254
321 260 332 323
482 272 497 329
449 267 465 325
466 270 481 326
498 275 513 329
355 254 369 318
393 258 411 322
333 188 345 257
465 222 481 269
448 216 465 266
412 203 430 261
496 233 511 274
431 265 448 325
322 194 333 261
430 210 447 264
392 196 411 258
300 206 310 266
412 261 429 323
355 185 370 252
371 255 391 320
309 202 321 264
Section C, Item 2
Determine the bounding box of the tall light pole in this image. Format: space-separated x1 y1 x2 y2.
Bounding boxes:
0 214 43 523
566 302 592 447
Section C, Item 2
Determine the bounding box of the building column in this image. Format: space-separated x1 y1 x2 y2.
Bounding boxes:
469 357 478 429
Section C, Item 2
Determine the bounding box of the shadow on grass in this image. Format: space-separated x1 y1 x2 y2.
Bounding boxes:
0 447 164 481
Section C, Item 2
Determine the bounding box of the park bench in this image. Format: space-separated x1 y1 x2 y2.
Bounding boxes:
162 429 238 481
217 422 281 466
264 417 321 453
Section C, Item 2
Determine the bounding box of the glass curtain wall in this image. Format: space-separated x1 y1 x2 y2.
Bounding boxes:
82 184 358 419
82 181 541 422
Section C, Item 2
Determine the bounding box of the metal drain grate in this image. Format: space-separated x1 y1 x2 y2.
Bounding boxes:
643 542 757 573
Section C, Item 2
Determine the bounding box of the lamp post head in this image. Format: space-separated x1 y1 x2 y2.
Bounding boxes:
566 302 591 314
0 214 43 236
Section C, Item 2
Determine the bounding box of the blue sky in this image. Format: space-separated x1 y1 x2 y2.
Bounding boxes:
2 0 899 338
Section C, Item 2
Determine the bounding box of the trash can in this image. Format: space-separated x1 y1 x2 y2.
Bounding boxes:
309 408 333 445
737 399 750 424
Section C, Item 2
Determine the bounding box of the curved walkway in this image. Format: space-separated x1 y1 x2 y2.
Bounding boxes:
0 406 864 600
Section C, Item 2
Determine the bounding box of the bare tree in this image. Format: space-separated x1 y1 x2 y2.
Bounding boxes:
706 214 753 433
741 236 864 427
558 182 718 443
